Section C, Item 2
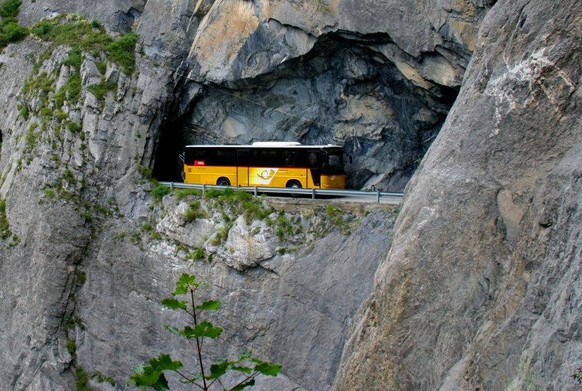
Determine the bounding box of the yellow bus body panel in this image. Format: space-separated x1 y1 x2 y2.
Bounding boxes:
321 174 346 189
184 165 346 189
184 165 237 186
237 166 249 186
248 167 308 187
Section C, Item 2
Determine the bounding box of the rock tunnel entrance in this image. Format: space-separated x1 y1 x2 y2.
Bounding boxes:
152 117 188 182
152 32 461 191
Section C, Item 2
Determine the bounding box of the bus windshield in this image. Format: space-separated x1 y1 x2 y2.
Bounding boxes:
323 151 344 174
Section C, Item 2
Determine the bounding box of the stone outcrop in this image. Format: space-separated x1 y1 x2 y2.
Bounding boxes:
332 0 582 389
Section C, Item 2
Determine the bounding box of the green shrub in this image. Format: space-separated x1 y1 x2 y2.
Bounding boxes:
0 19 27 43
63 168 75 184
88 78 117 102
151 184 171 201
105 32 137 74
242 200 271 222
0 198 11 240
64 46 82 69
75 367 91 391
141 223 154 233
0 1 25 50
204 188 228 198
188 247 206 261
211 226 230 245
53 71 82 108
175 188 202 200
30 19 52 37
96 60 107 74
55 110 68 122
44 187 57 199
184 200 207 222
18 104 29 119
29 15 138 75
0 0 21 18
67 338 76 355
66 121 82 133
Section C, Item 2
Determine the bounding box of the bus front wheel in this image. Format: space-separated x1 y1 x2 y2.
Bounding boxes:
217 177 231 187
286 180 302 189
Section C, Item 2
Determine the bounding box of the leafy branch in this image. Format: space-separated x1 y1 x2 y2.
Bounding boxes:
130 273 281 390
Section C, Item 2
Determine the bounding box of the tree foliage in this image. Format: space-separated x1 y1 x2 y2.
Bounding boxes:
130 273 281 390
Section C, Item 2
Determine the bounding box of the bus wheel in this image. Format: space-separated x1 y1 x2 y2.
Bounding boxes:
217 177 231 187
286 180 302 189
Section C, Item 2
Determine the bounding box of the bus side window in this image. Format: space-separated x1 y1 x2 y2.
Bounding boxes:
283 151 296 167
308 152 318 166
238 150 250 166
259 149 280 166
216 149 236 166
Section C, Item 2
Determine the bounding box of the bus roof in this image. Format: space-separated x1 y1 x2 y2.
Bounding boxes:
184 142 342 149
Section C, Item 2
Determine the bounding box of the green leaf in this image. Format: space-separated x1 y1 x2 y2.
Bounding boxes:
231 365 253 375
180 320 222 339
173 273 197 295
253 361 282 377
231 378 255 391
195 300 221 311
161 298 188 310
151 375 170 391
207 361 228 380
150 354 184 371
130 354 183 390
205 359 254 380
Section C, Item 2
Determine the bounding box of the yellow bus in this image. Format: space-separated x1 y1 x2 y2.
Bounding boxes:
183 142 346 189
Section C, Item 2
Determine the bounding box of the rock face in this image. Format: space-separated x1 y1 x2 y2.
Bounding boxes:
77 197 397 391
159 0 493 191
1 0 579 391
332 0 582 390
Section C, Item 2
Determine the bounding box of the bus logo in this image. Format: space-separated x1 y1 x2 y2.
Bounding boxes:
251 168 278 185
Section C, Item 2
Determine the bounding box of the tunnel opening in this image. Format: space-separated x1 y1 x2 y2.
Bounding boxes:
151 31 461 191
152 117 188 182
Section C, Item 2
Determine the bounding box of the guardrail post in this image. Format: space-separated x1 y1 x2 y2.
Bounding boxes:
170 182 174 191
254 186 258 197
312 188 316 199
377 191 380 203
202 184 206 196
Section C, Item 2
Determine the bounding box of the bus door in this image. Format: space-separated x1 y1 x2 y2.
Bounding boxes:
308 151 321 187
237 149 250 186
320 149 346 189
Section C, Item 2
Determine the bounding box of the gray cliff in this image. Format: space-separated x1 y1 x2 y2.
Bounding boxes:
333 0 582 390
0 0 580 390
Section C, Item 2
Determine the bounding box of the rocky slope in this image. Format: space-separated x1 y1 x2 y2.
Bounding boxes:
1 0 579 390
332 0 582 390
0 3 404 389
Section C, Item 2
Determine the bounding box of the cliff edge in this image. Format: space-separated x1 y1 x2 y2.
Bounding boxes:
332 0 582 389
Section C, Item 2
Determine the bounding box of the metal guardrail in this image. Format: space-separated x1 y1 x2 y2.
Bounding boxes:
159 182 403 204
